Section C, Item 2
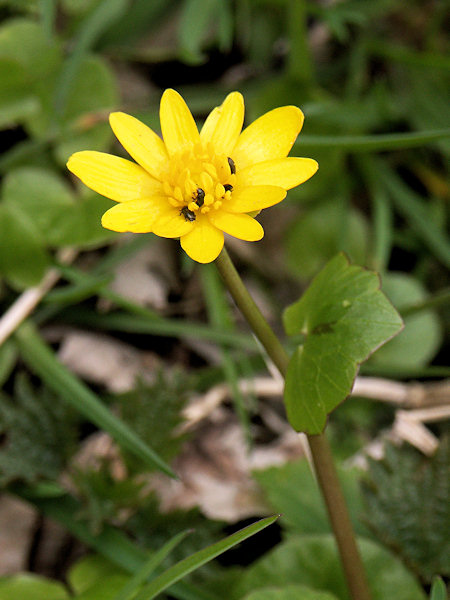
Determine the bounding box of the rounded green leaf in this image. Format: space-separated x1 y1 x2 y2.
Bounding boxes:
283 254 403 433
0 204 50 288
3 167 75 246
68 555 123 595
369 273 442 369
286 202 369 281
0 19 62 80
234 535 425 600
73 575 130 600
243 585 338 600
0 573 69 600
54 56 118 165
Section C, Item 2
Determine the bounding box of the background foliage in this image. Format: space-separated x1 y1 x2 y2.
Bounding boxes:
0 0 448 599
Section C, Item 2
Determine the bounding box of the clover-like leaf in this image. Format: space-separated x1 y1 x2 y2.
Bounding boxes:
283 253 403 434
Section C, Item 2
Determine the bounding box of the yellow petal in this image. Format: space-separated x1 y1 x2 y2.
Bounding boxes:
152 205 195 238
237 157 318 190
109 112 169 180
67 151 162 202
209 211 264 241
101 197 166 233
232 106 304 170
225 185 286 213
200 92 244 155
199 106 220 142
160 89 199 156
180 216 224 263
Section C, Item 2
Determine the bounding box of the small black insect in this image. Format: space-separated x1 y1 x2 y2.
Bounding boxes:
227 157 236 175
224 184 233 192
180 206 196 222
195 188 205 207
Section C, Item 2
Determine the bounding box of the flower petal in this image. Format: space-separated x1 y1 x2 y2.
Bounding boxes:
225 185 286 213
232 106 304 170
180 216 224 263
101 197 166 233
200 92 244 156
237 157 318 190
209 211 264 241
67 151 162 202
109 112 169 180
160 89 200 156
152 205 195 238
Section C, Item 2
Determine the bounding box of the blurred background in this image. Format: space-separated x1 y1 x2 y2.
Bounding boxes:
0 0 448 597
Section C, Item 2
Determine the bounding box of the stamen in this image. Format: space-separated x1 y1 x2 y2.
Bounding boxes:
227 157 236 174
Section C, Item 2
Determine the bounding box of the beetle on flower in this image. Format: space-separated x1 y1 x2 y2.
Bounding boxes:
67 89 318 263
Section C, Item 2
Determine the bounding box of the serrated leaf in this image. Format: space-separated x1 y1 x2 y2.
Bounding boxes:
0 573 69 600
243 585 338 600
0 203 50 288
283 254 403 433
362 440 450 582
0 373 77 485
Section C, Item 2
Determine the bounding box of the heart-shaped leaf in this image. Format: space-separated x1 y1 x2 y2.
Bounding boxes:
283 253 403 433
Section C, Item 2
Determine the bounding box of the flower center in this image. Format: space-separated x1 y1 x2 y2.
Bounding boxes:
162 142 236 221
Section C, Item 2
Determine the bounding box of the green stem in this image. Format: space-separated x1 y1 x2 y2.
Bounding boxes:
215 247 372 600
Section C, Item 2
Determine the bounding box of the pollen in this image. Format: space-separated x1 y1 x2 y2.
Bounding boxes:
159 143 236 213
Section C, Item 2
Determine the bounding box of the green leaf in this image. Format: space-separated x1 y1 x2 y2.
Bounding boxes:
133 516 279 600
53 0 126 119
369 273 442 369
0 18 61 80
286 202 369 281
74 575 130 600
15 322 177 478
68 555 126 595
361 440 450 583
283 254 403 433
0 203 50 288
243 585 338 600
54 55 119 164
0 59 39 129
253 459 368 537
2 167 114 247
429 577 447 600
0 573 69 600
178 0 217 64
117 373 189 466
232 535 425 600
3 166 75 246
0 373 77 485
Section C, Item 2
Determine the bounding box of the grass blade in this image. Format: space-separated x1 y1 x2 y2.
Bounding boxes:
114 530 192 600
294 128 450 152
134 516 279 600
15 322 177 478
378 162 450 268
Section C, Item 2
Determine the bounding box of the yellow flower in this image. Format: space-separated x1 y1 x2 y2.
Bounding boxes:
67 89 318 263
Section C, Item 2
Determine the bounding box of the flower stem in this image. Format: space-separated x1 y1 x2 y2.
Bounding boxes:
215 247 372 600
